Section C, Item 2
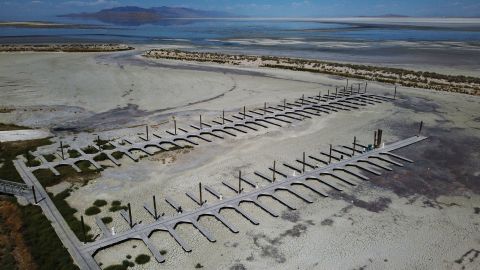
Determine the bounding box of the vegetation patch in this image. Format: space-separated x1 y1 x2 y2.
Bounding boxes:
94 199 108 207
101 216 113 224
67 149 81 158
44 154 56 162
34 161 100 187
123 260 135 267
103 264 127 270
93 153 108 161
135 254 150 264
50 189 93 242
85 206 101 216
0 137 52 182
111 151 124 160
0 198 79 270
82 145 99 154
0 123 29 131
109 200 128 212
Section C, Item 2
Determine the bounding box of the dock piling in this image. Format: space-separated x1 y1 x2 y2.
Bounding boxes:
153 195 157 220
128 203 133 228
329 144 332 164
353 136 356 156
302 152 306 173
32 185 37 204
418 121 423 136
273 160 276 182
199 182 203 206
81 215 86 244
60 141 65 160
238 171 242 194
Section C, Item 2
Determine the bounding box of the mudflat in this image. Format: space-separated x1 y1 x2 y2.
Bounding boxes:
0 48 479 269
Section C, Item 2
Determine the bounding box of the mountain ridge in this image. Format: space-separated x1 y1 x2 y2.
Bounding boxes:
59 5 240 25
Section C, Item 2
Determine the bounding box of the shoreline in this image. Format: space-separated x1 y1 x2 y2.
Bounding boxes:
0 44 134 52
143 49 480 96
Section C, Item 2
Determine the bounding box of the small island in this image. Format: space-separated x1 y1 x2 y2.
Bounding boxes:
144 49 480 96
0 44 134 52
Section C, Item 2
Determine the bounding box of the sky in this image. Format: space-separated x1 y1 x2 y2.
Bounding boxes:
1 0 479 20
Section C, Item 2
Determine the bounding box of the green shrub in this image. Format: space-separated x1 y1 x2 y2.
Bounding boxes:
50 190 93 242
68 149 81 158
111 200 121 206
103 265 127 270
19 202 79 270
134 254 150 264
44 154 56 162
122 260 134 267
94 199 107 207
101 216 113 224
85 206 101 216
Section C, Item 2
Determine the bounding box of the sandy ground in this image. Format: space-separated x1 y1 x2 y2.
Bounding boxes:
0 49 479 269
0 129 51 142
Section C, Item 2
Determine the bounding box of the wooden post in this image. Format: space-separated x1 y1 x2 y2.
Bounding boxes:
199 182 203 206
60 141 64 160
358 83 361 93
329 144 332 164
146 125 149 141
374 130 378 148
128 203 133 228
394 85 397 99
318 90 321 103
81 215 86 243
418 121 423 136
302 152 306 173
243 106 246 120
174 120 177 135
153 195 157 220
346 79 349 89
353 136 356 156
32 186 37 204
200 115 203 129
377 129 383 148
327 89 330 98
365 82 368 93
283 99 287 110
264 102 267 115
222 110 225 125
238 171 242 194
273 160 276 182
301 94 305 105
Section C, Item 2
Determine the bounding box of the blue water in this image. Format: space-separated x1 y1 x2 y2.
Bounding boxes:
1 18 480 70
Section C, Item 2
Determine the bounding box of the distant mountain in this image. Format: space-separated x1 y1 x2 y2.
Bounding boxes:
59 6 239 25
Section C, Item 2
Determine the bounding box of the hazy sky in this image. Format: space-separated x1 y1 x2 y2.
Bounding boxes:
1 0 479 20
